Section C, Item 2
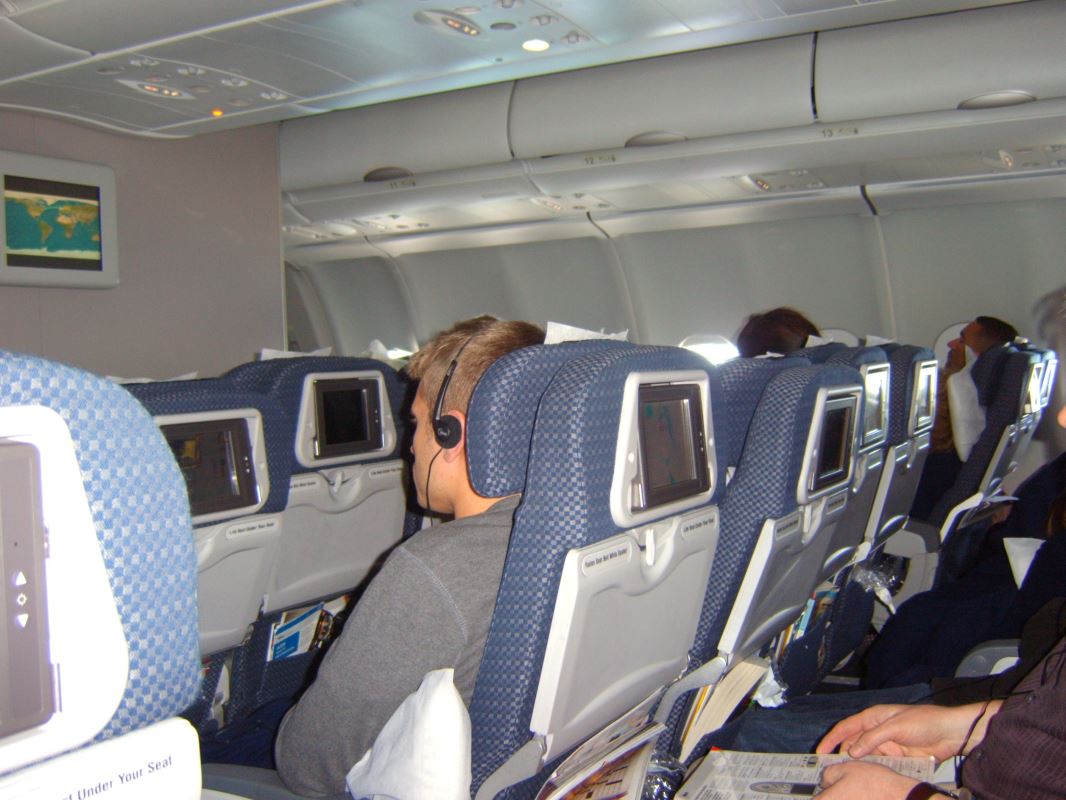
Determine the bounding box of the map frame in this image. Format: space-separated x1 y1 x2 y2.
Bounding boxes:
0 151 118 289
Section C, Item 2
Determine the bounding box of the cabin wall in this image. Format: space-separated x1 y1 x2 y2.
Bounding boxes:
0 110 284 378
297 198 1066 359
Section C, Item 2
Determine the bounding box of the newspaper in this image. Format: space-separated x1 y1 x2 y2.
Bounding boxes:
677 750 934 799
536 692 664 800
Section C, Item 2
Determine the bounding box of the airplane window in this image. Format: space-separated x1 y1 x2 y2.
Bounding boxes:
680 334 739 365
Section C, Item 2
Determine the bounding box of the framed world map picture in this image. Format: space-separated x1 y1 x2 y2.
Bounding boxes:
1 151 118 288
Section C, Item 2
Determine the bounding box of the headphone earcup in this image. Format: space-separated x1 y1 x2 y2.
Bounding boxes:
434 413 462 449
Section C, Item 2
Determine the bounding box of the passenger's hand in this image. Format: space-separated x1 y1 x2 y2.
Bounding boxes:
818 762 927 799
816 702 998 763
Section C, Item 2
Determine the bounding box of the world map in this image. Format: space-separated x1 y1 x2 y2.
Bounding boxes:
5 189 101 262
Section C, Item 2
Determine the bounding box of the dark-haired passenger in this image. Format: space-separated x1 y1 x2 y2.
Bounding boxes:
275 315 545 796
736 307 820 358
910 315 1018 520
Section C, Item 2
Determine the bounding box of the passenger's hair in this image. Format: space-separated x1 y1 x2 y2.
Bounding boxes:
406 315 545 415
736 307 821 358
974 316 1019 346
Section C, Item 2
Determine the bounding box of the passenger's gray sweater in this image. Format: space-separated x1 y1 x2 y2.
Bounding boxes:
274 494 520 797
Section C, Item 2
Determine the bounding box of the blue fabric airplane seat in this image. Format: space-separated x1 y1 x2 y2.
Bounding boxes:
470 345 726 800
125 378 294 737
126 378 293 655
922 344 1046 545
201 340 631 799
817 345 891 577
653 355 809 755
758 345 890 699
861 344 938 555
213 357 409 742
0 352 202 797
658 359 866 753
223 356 409 613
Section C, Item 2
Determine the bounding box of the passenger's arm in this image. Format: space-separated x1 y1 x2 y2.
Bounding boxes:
816 701 1002 763
274 547 468 797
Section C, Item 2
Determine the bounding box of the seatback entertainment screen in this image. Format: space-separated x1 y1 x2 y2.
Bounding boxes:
636 383 710 510
163 418 258 517
313 377 384 460
811 397 855 493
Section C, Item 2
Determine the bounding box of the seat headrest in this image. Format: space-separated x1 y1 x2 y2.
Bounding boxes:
466 340 630 498
971 345 1012 407
225 356 409 465
792 342 848 363
880 344 934 445
716 356 809 469
827 345 887 369
0 352 200 745
126 377 294 517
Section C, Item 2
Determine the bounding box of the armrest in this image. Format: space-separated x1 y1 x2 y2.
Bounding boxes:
954 639 1021 678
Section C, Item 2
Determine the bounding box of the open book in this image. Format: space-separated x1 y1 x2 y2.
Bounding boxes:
677 750 935 799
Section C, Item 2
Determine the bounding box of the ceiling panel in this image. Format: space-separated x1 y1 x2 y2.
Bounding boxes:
0 0 1027 137
5 0 311 53
0 17 87 81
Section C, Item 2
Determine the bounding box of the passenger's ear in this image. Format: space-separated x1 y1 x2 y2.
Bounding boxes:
440 410 467 463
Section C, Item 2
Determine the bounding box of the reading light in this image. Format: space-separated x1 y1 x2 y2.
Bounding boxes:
117 79 192 99
522 38 550 52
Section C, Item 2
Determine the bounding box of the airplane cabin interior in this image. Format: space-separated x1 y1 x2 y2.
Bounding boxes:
0 1 1064 798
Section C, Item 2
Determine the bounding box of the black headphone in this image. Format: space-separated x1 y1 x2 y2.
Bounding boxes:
432 337 473 449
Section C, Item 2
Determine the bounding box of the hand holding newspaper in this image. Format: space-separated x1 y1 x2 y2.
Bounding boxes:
677 750 934 799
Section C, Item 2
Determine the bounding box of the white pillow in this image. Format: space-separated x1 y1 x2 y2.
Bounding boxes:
346 669 471 800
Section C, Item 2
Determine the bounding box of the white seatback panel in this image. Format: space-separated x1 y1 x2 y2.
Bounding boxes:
530 506 718 761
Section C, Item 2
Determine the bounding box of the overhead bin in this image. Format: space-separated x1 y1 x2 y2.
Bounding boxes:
816 1 1066 123
509 35 815 160
279 82 514 192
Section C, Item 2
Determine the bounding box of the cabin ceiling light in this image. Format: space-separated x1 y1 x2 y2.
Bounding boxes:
414 9 482 36
116 79 192 99
522 38 550 51
958 90 1036 110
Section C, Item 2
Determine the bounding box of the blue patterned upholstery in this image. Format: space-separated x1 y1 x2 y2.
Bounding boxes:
928 345 1034 527
469 346 723 799
660 362 862 755
712 357 809 474
467 340 630 497
881 344 935 447
126 378 294 518
225 356 409 465
0 352 200 741
792 342 848 363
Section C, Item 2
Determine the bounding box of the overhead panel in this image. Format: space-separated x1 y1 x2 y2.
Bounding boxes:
509 35 815 159
0 18 87 81
0 79 196 132
816 0 1066 122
